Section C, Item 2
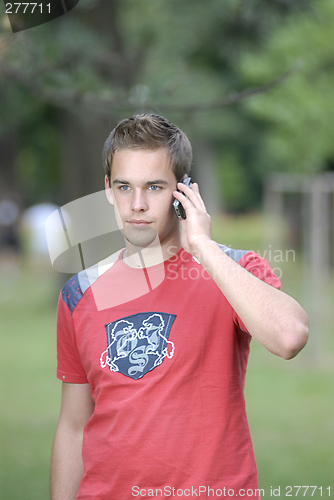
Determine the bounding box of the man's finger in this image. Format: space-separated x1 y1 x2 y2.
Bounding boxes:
177 182 206 209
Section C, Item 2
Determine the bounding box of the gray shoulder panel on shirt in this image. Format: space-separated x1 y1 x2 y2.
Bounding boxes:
218 243 248 263
78 263 100 295
62 258 117 315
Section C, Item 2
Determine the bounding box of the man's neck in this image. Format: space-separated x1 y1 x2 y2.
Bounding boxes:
123 236 182 268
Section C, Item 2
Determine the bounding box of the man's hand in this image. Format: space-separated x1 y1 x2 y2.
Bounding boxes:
173 182 212 255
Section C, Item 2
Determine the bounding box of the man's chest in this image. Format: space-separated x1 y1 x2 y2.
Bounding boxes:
72 277 239 391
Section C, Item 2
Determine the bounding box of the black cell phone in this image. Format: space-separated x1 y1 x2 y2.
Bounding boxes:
173 177 192 220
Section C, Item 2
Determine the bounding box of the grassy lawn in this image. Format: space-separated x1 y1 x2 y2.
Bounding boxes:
0 213 333 499
0 266 60 500
246 343 334 497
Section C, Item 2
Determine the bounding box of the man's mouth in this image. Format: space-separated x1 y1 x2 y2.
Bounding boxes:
127 219 152 226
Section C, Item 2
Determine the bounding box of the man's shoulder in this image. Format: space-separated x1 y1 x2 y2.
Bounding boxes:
217 243 281 289
60 265 99 315
60 249 123 314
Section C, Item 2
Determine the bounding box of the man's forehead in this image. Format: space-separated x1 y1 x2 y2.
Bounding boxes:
110 148 176 181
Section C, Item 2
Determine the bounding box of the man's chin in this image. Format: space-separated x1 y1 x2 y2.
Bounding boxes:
123 226 159 249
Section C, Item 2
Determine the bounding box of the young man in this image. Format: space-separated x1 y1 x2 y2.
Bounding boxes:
51 114 308 500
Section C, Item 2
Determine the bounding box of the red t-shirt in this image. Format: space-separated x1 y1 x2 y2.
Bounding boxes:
56 246 281 499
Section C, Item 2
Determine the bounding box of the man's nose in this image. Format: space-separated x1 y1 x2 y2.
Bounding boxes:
131 189 149 212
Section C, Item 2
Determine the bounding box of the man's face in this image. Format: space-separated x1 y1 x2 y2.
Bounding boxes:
105 148 181 251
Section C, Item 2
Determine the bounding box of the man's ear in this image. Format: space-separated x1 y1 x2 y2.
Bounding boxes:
175 174 188 186
105 175 114 205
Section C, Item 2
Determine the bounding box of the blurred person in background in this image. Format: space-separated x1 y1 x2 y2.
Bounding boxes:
50 114 309 500
22 202 60 263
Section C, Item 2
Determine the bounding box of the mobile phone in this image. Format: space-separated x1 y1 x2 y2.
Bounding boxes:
173 176 192 220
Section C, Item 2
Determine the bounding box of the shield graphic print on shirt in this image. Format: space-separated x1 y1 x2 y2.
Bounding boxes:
100 312 176 380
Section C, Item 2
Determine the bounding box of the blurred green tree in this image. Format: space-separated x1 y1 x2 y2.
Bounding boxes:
0 0 316 210
240 0 334 176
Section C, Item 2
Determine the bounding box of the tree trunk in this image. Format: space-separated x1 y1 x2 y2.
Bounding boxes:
192 139 222 216
0 130 20 198
60 111 112 204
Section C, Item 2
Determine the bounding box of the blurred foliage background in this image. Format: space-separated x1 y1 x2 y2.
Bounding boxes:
0 0 333 499
2 0 334 211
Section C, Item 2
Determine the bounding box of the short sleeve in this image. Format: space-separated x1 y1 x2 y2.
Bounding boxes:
233 251 281 333
56 292 88 384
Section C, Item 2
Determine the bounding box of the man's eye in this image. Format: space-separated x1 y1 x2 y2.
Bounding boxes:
119 185 130 191
149 185 160 191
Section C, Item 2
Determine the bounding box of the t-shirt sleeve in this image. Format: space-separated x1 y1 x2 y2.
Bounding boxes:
56 292 88 384
233 250 281 334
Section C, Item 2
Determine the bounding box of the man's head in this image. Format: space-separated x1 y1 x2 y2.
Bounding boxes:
103 114 192 183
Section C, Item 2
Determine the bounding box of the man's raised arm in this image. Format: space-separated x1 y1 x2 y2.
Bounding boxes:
194 239 308 359
173 181 309 360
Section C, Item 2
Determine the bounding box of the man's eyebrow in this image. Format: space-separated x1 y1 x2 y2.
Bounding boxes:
146 180 168 186
112 179 169 186
112 179 130 185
